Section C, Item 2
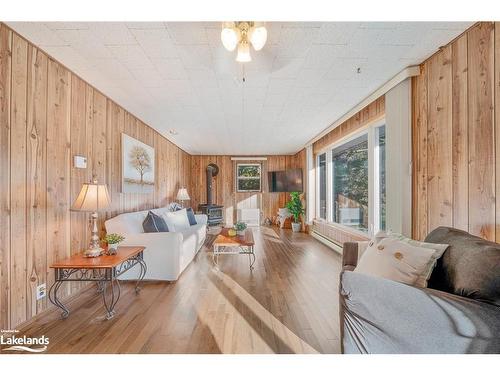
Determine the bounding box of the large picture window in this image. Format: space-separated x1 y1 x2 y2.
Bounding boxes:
236 163 261 192
315 121 386 236
332 134 369 232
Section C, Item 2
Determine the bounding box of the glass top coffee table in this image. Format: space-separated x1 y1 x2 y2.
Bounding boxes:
213 228 256 270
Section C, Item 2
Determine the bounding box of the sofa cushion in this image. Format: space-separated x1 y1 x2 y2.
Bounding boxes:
425 226 500 307
186 208 197 226
355 237 437 286
142 211 169 233
162 208 191 232
375 231 448 288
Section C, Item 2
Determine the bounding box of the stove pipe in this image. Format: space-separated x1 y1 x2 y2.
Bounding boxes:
206 163 219 206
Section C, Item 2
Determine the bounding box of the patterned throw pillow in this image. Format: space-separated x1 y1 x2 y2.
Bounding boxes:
354 237 438 287
142 211 169 233
372 231 448 288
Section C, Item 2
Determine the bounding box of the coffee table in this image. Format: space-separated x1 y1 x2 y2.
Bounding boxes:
213 228 255 270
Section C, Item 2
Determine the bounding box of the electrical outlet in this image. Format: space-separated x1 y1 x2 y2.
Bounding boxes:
36 283 47 300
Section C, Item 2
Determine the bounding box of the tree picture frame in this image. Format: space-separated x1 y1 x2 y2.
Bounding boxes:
122 133 155 193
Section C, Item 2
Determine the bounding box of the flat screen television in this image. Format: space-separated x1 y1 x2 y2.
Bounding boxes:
268 168 303 192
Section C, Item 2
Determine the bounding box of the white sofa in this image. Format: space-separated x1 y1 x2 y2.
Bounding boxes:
104 207 208 281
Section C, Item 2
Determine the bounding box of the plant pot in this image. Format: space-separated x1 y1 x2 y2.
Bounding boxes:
291 222 301 232
237 230 246 236
107 243 119 255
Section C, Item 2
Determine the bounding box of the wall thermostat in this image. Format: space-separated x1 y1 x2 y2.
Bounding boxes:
74 155 87 169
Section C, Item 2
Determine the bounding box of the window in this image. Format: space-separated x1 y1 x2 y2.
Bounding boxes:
332 134 369 232
376 126 386 231
315 121 386 236
236 163 261 192
317 153 327 219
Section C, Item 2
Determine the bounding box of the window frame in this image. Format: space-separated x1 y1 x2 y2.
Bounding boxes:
315 118 386 237
235 163 262 192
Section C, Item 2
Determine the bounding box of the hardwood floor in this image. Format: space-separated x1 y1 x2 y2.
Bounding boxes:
15 226 342 354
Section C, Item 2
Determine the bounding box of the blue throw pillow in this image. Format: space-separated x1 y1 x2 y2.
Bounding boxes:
142 211 169 233
186 207 197 226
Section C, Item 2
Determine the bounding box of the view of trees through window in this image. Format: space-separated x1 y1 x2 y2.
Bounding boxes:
332 134 369 232
378 126 386 230
318 154 327 219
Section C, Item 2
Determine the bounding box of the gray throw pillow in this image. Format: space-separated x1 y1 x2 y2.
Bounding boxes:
425 226 500 307
143 211 169 233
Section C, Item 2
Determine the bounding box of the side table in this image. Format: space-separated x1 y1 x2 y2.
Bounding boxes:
49 246 146 320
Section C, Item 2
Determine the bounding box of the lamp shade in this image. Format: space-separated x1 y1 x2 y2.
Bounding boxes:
236 41 251 62
221 22 239 51
71 182 111 212
249 25 267 51
176 187 191 201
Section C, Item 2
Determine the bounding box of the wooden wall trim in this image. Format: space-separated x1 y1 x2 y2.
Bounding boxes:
312 96 385 155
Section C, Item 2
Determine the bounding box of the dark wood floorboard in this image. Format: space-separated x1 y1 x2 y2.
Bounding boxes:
14 226 342 354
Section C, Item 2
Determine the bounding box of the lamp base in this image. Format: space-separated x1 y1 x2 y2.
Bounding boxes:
83 247 104 258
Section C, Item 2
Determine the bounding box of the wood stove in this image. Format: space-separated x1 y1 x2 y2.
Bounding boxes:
198 163 224 226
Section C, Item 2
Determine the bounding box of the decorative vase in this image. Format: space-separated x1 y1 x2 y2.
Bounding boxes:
107 243 119 255
237 230 245 236
291 222 301 232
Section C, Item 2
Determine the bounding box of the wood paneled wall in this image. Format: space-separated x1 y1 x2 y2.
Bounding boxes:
190 150 306 225
412 22 500 242
312 96 385 155
0 24 191 329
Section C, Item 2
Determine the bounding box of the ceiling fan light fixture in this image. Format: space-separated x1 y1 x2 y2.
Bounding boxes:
221 21 267 62
236 41 252 63
249 24 267 51
221 23 240 51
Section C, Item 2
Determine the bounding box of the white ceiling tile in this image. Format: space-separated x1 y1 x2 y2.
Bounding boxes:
8 21 473 155
9 22 68 46
166 22 209 45
45 22 89 30
106 44 152 69
271 58 305 79
176 44 213 69
126 22 165 29
152 59 188 80
88 23 136 45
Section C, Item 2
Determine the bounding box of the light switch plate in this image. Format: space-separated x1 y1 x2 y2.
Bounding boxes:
74 155 87 169
36 283 47 300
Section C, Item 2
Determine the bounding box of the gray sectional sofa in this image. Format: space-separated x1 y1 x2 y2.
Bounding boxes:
339 226 500 354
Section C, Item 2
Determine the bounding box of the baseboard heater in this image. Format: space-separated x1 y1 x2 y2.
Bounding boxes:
311 230 343 255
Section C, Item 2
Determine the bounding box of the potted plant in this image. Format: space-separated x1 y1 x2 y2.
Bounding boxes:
105 233 125 255
285 192 305 232
234 221 248 236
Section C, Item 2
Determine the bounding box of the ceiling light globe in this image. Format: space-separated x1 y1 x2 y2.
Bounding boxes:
236 42 252 63
249 26 267 51
221 27 239 51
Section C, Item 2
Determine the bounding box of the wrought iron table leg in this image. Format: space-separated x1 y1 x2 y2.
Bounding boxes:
96 280 104 294
135 256 147 294
213 246 219 268
102 274 121 320
48 279 69 318
249 246 256 270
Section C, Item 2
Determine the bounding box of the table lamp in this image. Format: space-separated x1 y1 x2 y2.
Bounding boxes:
176 187 190 208
71 179 111 257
